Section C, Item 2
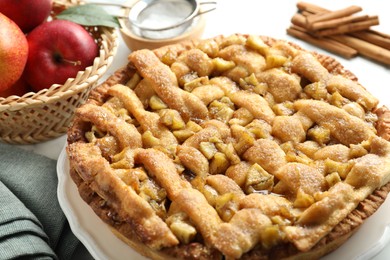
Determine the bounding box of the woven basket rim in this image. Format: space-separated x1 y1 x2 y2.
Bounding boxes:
0 0 118 112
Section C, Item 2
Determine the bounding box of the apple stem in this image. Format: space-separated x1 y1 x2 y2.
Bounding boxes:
53 52 81 66
62 58 82 66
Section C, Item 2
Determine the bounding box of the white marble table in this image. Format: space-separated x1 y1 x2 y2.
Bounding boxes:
17 0 390 259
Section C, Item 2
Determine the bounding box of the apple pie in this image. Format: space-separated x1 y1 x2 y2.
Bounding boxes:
66 34 390 259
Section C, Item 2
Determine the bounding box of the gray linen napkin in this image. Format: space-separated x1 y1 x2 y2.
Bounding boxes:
0 142 94 260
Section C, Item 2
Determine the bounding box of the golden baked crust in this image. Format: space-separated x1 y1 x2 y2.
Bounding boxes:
66 34 390 259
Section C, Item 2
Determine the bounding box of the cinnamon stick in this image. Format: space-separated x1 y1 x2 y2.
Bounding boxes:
297 2 328 14
310 14 369 31
350 30 390 50
306 5 362 25
330 34 390 65
315 16 379 37
291 13 308 29
287 26 358 59
368 29 390 39
290 2 390 65
300 10 314 17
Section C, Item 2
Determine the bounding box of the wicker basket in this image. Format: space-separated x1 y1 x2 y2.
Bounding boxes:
0 0 118 144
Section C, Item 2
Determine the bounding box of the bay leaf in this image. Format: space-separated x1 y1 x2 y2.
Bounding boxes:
56 4 120 28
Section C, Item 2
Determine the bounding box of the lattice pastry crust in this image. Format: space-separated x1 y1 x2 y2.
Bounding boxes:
67 34 390 259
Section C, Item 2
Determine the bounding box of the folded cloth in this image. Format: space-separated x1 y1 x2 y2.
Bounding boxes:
0 142 94 260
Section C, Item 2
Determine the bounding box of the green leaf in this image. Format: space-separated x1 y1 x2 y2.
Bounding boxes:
56 4 120 28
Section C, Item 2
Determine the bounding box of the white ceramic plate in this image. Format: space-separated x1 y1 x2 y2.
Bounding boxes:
57 146 390 260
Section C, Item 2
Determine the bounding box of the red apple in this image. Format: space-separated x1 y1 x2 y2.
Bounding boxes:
24 19 99 92
0 12 28 92
0 77 31 98
0 0 52 33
